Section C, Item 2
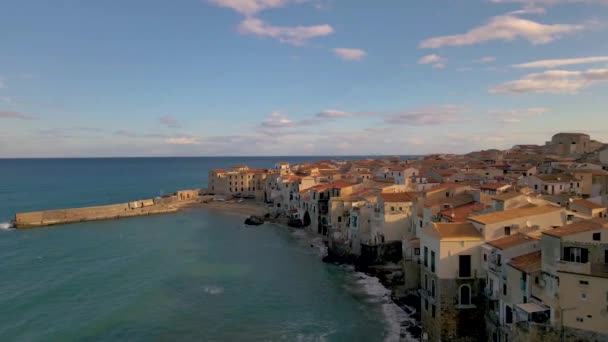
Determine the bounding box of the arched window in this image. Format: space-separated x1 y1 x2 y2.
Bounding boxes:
459 285 471 306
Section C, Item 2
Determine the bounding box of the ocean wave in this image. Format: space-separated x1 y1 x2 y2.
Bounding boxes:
352 272 419 342
0 222 15 230
203 286 224 295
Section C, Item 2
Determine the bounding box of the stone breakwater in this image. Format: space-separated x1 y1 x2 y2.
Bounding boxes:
14 189 203 228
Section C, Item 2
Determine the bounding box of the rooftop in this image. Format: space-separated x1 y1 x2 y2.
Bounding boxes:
430 222 483 241
509 251 542 274
492 192 524 202
542 219 608 238
571 198 605 210
468 204 562 225
380 192 414 203
487 233 538 250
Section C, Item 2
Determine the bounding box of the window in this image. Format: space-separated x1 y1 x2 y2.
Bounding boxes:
484 253 487 262
424 274 428 290
459 255 471 278
424 247 428 267
432 304 436 318
391 206 395 212
579 280 589 285
415 248 420 256
503 284 507 296
431 251 436 273
431 280 436 297
459 285 471 306
593 233 601 241
564 247 589 263
504 226 511 236
338 216 342 223
425 299 429 311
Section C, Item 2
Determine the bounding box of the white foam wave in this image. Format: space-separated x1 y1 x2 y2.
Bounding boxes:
0 222 15 230
310 237 328 258
203 286 224 295
353 272 418 341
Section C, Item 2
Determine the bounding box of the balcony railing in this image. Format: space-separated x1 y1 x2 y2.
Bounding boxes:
556 260 591 274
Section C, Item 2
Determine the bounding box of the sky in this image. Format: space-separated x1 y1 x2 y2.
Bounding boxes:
1 0 608 157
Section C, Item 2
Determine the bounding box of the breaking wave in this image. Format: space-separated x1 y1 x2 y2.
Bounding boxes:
353 272 419 342
203 286 224 295
0 222 15 230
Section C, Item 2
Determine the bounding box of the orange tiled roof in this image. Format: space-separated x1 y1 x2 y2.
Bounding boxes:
380 192 413 203
486 233 538 250
468 205 562 225
542 219 608 238
571 199 605 210
508 251 542 274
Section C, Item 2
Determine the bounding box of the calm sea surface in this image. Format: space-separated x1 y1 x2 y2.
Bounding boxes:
0 157 405 341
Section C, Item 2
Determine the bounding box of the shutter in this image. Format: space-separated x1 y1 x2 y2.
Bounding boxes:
581 248 589 264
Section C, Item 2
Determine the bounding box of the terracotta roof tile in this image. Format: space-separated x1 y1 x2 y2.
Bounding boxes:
542 219 608 238
571 199 605 210
380 192 413 203
508 251 541 274
487 233 538 250
468 205 562 225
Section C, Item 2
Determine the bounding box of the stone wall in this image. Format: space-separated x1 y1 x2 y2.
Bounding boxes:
14 189 201 228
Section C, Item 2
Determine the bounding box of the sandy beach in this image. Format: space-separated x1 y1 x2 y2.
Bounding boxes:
180 199 270 218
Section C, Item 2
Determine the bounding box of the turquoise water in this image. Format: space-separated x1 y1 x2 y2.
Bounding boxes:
0 158 398 341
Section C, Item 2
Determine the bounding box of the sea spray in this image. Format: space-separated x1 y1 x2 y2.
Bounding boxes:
0 222 14 230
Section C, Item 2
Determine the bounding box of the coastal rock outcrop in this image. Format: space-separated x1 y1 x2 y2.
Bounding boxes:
244 215 265 226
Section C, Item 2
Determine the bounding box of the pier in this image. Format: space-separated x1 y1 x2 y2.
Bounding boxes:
14 189 203 228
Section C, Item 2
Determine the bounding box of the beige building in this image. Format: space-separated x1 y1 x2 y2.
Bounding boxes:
420 222 485 341
208 166 268 198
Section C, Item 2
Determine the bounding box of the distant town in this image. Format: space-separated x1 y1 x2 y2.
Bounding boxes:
207 132 608 342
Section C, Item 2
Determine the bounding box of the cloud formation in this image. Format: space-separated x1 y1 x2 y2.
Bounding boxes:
513 56 608 68
385 105 466 126
333 48 367 61
316 109 355 118
165 137 201 145
490 107 549 116
475 56 497 63
159 115 181 128
418 54 447 68
0 110 39 120
237 17 334 45
490 68 608 94
208 0 294 15
420 15 583 48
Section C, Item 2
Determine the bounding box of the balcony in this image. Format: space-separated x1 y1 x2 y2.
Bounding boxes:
557 260 590 274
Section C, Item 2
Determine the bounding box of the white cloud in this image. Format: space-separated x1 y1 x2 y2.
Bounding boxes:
261 111 294 127
513 56 608 68
475 56 497 63
159 115 181 128
316 109 354 118
507 5 547 15
385 105 466 126
208 0 291 16
237 17 334 45
0 110 39 120
420 15 583 48
490 68 608 94
490 107 549 116
334 48 367 61
165 137 201 145
333 48 367 61
418 54 447 68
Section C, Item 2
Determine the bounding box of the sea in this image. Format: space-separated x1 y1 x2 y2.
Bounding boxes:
0 157 415 341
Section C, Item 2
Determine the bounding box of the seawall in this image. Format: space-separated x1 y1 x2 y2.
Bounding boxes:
14 189 203 228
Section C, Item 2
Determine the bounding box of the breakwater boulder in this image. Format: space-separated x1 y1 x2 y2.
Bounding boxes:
244 215 265 226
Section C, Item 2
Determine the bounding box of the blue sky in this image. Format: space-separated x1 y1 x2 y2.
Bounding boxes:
1 0 607 157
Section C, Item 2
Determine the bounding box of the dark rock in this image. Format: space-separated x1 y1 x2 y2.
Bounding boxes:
244 215 264 226
287 218 303 228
